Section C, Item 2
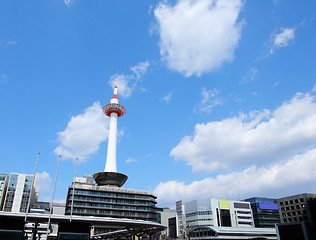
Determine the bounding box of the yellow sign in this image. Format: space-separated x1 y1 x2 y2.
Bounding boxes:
220 200 230 209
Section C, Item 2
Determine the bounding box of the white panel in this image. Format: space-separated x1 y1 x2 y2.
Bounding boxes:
11 174 26 212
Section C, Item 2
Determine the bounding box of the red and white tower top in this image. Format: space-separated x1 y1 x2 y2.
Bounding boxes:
102 86 126 118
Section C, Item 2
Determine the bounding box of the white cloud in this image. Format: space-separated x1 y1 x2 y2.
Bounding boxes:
131 61 150 79
155 148 316 207
109 61 150 98
270 27 295 54
162 92 172 103
64 0 75 6
171 92 316 173
54 102 109 161
312 84 316 92
35 172 51 194
154 0 244 77
198 87 223 113
126 157 138 163
109 74 133 98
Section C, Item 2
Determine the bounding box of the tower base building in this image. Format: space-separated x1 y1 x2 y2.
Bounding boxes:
65 176 158 235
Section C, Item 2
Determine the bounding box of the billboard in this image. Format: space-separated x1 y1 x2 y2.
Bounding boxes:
258 203 279 210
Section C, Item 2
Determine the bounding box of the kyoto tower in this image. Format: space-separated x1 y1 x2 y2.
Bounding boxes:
93 86 128 187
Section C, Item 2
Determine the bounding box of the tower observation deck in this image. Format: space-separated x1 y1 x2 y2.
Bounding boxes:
93 87 128 187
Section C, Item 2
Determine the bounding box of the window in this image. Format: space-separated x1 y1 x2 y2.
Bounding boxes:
234 202 250 209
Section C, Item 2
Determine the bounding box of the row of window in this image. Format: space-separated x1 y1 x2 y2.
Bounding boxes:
70 201 154 211
279 198 304 206
283 216 308 223
72 195 155 206
236 210 251 214
186 218 213 224
71 189 155 202
237 216 252 220
186 211 212 218
281 209 306 217
238 221 252 225
280 204 305 212
70 208 157 219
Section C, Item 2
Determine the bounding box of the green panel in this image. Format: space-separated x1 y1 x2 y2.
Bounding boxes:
58 232 89 240
0 230 23 240
220 200 230 210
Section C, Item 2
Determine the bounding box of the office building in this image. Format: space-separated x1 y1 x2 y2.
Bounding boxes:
157 208 177 238
277 193 316 239
3 173 37 213
65 177 157 221
181 198 254 229
0 173 8 211
168 217 177 238
176 200 184 238
176 198 277 240
244 197 280 228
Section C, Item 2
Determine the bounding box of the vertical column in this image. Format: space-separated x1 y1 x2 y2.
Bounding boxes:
104 112 118 172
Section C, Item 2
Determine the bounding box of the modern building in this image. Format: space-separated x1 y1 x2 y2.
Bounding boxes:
277 193 316 239
157 208 177 238
0 173 8 211
176 200 184 238
3 173 37 213
175 198 278 240
65 177 157 222
181 198 254 230
168 217 177 239
244 197 280 228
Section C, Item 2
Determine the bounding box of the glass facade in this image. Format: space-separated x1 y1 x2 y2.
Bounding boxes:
244 197 280 228
3 173 35 213
65 183 158 221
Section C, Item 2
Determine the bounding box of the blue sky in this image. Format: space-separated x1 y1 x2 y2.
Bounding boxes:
1 0 316 208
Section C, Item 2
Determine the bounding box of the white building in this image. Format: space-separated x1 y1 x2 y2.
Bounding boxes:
3 173 37 213
179 198 254 234
0 173 8 210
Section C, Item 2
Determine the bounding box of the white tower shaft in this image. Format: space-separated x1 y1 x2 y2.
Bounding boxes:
105 112 118 172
